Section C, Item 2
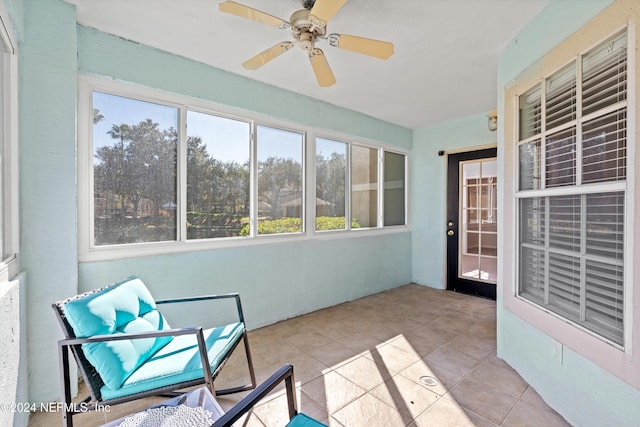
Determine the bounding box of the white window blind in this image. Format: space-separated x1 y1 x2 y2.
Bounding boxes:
546 61 576 130
545 128 576 188
582 32 627 116
519 139 541 191
516 30 628 346
519 85 542 141
582 109 627 184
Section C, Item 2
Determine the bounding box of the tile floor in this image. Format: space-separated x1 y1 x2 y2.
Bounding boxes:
29 284 570 427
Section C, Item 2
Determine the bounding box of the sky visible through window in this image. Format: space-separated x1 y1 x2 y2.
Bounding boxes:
93 92 307 163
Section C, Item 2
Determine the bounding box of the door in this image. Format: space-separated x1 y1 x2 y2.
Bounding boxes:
446 148 497 299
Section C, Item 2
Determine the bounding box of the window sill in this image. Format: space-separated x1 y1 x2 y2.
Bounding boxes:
78 226 410 263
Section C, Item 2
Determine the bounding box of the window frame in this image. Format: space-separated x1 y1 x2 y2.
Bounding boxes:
78 76 409 262
514 29 629 348
502 7 639 388
313 136 349 232
0 8 18 282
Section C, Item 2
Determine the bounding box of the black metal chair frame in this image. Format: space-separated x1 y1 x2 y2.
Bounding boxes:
213 363 299 427
53 288 257 427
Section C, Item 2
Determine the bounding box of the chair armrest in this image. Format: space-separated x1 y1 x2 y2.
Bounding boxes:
58 326 204 346
58 326 214 395
212 364 297 427
156 293 246 323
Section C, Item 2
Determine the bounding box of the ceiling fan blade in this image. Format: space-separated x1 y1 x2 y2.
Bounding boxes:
219 1 288 28
242 42 294 70
309 48 336 87
309 0 347 28
328 33 394 60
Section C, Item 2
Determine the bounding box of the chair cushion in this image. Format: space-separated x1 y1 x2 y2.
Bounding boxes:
99 322 245 400
286 413 328 427
63 277 173 390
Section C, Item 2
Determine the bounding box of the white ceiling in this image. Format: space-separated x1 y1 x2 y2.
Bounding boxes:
68 0 549 129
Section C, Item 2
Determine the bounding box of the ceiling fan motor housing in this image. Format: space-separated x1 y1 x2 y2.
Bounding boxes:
290 9 325 51
218 0 394 87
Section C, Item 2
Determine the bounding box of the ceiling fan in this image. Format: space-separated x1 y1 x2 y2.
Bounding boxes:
218 0 394 87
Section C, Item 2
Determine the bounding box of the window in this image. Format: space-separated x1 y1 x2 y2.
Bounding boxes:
257 125 303 235
80 78 408 259
516 31 627 346
384 151 406 226
316 138 347 231
0 12 16 279
351 145 378 228
186 110 250 239
93 92 178 245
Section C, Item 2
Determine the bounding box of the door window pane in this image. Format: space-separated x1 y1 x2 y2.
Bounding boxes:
460 159 497 283
384 151 405 226
186 111 250 239
351 145 378 228
257 125 303 235
93 92 178 245
316 138 347 231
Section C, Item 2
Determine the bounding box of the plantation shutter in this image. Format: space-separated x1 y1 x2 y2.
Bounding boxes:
519 85 541 141
517 30 628 346
582 32 627 116
584 192 624 344
546 62 577 130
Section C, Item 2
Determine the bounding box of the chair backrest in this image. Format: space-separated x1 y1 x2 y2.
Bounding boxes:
52 276 174 399
52 286 109 401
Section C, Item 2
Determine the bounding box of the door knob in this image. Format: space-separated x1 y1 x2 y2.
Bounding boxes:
447 230 455 236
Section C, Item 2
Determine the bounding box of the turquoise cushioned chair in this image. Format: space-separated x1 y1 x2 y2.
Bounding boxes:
53 276 256 427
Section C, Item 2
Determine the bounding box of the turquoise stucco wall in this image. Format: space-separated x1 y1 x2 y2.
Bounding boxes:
75 25 412 329
19 0 79 405
14 0 412 406
497 1 640 426
79 233 412 331
410 112 496 288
